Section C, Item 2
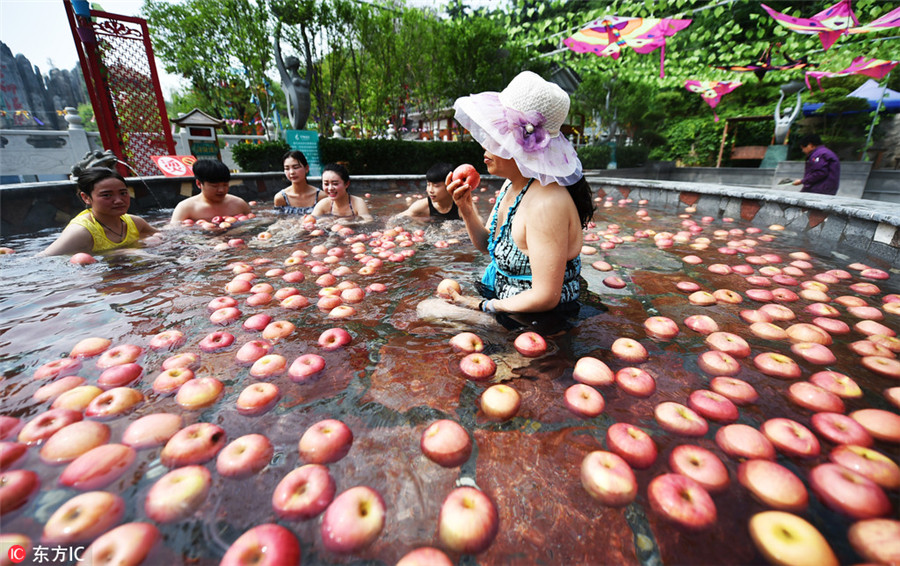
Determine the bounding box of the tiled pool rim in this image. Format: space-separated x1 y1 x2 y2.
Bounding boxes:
1 172 899 265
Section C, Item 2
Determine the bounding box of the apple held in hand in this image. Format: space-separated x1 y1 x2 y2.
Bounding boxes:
436 278 462 299
452 163 481 189
647 473 717 530
581 450 638 507
320 486 386 554
438 486 499 555
748 511 838 566
272 464 336 520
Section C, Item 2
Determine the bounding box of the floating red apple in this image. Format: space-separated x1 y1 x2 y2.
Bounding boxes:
438 486 499 554
581 450 637 507
748 511 838 566
647 473 716 530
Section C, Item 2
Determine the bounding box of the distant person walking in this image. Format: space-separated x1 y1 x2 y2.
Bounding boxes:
792 133 840 195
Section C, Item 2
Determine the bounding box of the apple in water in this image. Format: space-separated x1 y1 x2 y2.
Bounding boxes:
272 464 336 520
753 352 801 380
647 473 716 530
610 338 648 363
18 408 83 445
144 465 211 523
0 469 40 516
830 444 900 489
84 386 144 419
705 332 751 358
709 376 757 405
236 382 280 416
217 434 274 478
850 408 900 442
669 444 729 493
42 491 125 544
122 413 182 449
33 357 82 380
697 350 740 376
421 419 472 467
809 370 862 398
565 384 605 417
514 331 548 357
572 356 614 386
320 486 386 554
738 459 808 511
480 384 521 420
811 412 871 446
299 419 353 464
580 450 638 507
762 418 820 458
288 354 326 382
318 327 352 350
808 463 891 519
82 522 159 566
38 420 110 464
684 315 719 334
69 336 111 358
748 511 838 566
848 519 900 565
436 278 462 298
221 523 301 566
615 367 656 397
58 443 135 490
396 547 454 566
860 355 900 378
459 353 496 380
790 342 836 365
235 339 274 365
175 376 223 410
643 316 679 340
438 486 499 554
688 389 738 422
160 422 226 467
449 332 484 353
654 402 708 437
787 382 845 413
606 422 657 469
716 424 776 461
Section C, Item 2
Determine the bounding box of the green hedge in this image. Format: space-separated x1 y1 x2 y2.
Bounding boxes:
232 137 649 174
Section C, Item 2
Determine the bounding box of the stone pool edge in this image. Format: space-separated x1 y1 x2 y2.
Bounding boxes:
586 174 900 266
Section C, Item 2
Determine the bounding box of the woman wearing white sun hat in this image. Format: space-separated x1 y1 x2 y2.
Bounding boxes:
446 71 594 319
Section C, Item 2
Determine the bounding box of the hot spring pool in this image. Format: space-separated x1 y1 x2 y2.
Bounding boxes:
0 187 898 565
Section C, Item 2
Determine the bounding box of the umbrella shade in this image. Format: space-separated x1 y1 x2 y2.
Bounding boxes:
564 16 692 77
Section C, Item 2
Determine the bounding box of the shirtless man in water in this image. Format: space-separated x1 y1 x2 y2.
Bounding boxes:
170 159 250 223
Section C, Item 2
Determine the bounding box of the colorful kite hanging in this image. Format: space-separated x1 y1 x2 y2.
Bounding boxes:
762 1 900 50
685 80 742 121
713 43 815 81
805 56 899 89
563 15 692 77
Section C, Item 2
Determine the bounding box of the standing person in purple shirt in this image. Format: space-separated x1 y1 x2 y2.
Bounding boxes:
792 133 841 195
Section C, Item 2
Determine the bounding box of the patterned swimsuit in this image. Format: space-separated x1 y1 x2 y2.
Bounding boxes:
482 180 581 304
275 188 321 215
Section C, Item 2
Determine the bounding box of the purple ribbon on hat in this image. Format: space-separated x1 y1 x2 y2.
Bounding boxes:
493 107 551 153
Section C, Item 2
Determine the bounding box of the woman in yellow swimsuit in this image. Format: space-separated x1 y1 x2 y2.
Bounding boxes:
40 167 157 257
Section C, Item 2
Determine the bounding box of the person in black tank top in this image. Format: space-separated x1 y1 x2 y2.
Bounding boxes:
396 163 461 221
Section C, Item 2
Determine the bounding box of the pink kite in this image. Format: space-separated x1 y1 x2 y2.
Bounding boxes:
805 56 899 89
762 1 900 50
761 0 858 50
564 16 692 77
685 80 742 121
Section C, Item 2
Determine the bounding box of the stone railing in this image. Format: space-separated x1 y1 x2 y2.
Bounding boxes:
0 108 103 179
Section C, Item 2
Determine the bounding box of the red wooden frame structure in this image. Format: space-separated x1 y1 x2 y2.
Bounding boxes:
64 0 175 176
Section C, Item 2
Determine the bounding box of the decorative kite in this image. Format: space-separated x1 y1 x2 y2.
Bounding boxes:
713 43 815 81
761 0 858 50
805 56 899 89
564 16 692 77
685 80 742 121
762 1 900 50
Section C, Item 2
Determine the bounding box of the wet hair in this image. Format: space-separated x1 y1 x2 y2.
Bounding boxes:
798 133 823 147
75 167 125 197
192 159 231 183
283 150 309 168
426 162 454 184
322 163 350 184
567 176 595 229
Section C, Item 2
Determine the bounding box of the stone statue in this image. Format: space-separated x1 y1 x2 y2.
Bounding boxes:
774 89 802 145
71 149 118 178
274 22 311 131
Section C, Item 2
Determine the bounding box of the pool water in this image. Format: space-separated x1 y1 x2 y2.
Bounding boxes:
0 190 898 565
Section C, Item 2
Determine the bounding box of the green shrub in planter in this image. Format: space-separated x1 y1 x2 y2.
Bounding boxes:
577 145 610 169
232 140 291 172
